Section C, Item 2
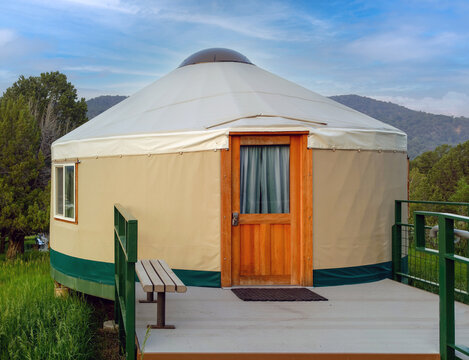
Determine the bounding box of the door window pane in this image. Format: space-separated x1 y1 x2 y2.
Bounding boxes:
55 167 63 215
240 145 289 214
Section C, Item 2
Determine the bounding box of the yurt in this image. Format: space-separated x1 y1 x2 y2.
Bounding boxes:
50 48 407 299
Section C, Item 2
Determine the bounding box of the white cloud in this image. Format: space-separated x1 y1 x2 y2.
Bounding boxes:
77 79 151 99
77 87 128 99
346 28 464 62
0 28 46 62
152 1 333 42
0 29 16 47
0 69 13 79
157 11 313 41
63 65 162 77
372 92 469 117
33 0 138 14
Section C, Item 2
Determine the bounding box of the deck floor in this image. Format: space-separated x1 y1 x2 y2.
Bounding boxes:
135 279 469 357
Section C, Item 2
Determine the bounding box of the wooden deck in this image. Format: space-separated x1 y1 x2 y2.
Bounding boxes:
135 279 469 359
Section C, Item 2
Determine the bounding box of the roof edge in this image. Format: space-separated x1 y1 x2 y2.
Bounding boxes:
51 127 407 160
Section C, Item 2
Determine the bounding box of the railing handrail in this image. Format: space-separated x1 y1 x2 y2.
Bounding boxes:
414 211 469 360
396 200 469 206
413 211 469 223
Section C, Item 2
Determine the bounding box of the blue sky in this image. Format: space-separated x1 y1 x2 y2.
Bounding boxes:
1 0 469 116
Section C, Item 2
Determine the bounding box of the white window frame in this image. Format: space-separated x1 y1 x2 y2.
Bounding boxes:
54 162 77 223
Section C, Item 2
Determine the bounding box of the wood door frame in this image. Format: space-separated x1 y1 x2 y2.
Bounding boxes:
220 132 313 287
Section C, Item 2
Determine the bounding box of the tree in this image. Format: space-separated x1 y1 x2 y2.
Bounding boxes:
2 72 88 188
0 228 5 254
449 178 469 203
408 140 469 221
0 97 49 258
426 141 469 201
410 144 452 174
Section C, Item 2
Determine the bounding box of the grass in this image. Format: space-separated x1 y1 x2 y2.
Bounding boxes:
0 251 122 360
406 245 469 304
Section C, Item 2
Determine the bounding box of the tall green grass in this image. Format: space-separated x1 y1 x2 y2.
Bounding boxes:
0 252 94 359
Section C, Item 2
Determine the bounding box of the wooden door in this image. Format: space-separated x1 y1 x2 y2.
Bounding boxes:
221 133 313 287
230 135 301 285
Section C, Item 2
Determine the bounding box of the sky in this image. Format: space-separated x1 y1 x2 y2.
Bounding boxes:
1 0 469 117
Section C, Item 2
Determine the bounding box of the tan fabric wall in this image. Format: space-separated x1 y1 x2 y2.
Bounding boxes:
312 150 407 269
50 151 221 271
50 147 406 274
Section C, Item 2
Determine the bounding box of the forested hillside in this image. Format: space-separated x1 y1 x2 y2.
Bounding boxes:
86 95 127 119
331 95 469 158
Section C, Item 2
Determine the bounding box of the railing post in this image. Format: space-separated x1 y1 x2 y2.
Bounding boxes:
126 219 137 360
114 204 137 360
392 200 402 281
439 215 455 360
466 205 469 300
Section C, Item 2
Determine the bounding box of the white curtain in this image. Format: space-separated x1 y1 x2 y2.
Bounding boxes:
240 145 289 214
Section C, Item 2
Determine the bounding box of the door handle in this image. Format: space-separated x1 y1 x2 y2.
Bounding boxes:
232 212 239 226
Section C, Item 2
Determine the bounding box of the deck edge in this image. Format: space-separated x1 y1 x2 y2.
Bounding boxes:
135 351 439 360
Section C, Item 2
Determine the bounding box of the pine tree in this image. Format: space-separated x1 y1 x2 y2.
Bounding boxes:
2 72 88 188
0 97 49 258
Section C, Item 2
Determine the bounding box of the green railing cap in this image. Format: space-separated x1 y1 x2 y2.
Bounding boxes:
414 211 469 223
114 203 137 222
396 199 469 206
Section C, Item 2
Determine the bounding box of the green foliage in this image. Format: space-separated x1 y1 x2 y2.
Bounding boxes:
409 140 469 203
2 71 88 137
331 95 469 158
450 178 469 203
410 144 452 174
2 72 88 189
0 97 49 244
0 253 94 359
0 72 86 246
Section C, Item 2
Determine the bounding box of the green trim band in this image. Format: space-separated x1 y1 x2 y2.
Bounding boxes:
50 249 115 285
50 248 221 290
50 248 392 297
173 269 221 288
51 266 115 300
313 261 392 287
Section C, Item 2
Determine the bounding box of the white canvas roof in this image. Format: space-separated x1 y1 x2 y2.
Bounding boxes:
52 58 406 160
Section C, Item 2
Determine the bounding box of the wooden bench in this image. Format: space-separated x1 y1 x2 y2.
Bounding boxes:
135 259 187 329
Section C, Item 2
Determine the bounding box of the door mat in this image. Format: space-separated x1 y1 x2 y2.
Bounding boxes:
232 288 328 302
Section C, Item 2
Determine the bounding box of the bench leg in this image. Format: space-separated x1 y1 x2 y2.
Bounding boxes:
148 292 175 329
139 291 157 303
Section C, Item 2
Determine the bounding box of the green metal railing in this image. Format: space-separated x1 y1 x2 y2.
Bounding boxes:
414 211 469 360
114 204 137 360
392 200 469 303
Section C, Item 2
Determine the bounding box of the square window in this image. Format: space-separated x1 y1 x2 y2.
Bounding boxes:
54 164 76 222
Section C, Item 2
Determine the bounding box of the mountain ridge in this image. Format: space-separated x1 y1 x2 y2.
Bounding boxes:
330 95 469 158
86 95 127 119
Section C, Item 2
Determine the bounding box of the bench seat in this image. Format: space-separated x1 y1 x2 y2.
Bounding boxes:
135 259 187 329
